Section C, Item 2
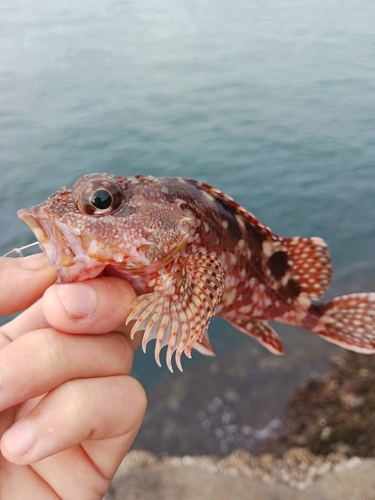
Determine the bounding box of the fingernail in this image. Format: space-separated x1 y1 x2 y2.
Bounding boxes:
3 418 36 457
56 283 97 319
20 253 49 270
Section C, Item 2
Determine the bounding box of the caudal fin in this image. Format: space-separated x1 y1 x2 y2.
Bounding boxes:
312 293 375 353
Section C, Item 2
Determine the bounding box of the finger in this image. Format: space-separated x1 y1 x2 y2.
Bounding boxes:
0 254 56 315
1 376 146 476
42 276 137 334
0 328 134 412
1 298 143 353
0 301 50 345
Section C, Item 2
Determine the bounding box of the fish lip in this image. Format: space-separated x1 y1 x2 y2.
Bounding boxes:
18 207 107 282
17 207 77 269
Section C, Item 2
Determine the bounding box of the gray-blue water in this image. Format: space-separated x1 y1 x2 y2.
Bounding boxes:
1 0 374 455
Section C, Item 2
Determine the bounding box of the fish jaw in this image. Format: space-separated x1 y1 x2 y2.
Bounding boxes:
17 207 106 282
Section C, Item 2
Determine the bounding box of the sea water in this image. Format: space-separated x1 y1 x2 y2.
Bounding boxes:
0 0 374 454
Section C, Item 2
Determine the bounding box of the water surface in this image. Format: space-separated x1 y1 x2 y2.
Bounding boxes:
0 0 374 455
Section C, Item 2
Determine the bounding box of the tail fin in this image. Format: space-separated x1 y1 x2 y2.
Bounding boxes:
312 293 375 353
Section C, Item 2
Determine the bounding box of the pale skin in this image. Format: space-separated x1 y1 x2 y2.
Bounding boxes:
0 253 147 499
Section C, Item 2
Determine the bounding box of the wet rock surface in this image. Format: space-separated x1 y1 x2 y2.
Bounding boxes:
269 351 375 458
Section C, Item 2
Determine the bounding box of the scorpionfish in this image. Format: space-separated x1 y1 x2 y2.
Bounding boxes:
18 173 375 372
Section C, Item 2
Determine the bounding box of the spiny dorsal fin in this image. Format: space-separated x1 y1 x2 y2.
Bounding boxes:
184 178 276 239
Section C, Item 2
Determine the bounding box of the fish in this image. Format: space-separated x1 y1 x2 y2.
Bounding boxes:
18 173 375 372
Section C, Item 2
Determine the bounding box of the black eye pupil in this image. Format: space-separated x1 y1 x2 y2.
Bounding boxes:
90 190 112 210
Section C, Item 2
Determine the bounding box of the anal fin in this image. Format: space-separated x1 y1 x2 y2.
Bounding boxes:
192 329 216 357
228 317 284 355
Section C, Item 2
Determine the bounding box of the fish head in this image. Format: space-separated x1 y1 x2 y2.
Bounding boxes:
18 173 192 282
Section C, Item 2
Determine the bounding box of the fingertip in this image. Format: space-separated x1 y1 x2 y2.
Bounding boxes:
1 418 37 464
19 253 51 271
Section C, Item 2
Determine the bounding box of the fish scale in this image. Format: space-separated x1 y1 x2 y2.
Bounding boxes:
17 173 375 371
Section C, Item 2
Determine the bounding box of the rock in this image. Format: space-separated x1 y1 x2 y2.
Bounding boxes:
270 351 375 457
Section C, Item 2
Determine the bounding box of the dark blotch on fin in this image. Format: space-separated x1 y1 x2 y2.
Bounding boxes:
308 301 325 317
286 278 302 297
267 250 289 279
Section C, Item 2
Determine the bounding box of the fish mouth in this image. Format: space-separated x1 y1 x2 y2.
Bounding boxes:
18 208 76 268
17 207 106 282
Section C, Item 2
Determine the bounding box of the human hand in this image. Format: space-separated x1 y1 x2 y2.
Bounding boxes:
0 254 147 499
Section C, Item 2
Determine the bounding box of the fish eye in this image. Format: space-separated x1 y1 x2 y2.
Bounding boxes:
78 177 125 216
90 189 113 210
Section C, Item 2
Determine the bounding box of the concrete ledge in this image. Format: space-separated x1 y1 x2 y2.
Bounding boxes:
105 449 375 500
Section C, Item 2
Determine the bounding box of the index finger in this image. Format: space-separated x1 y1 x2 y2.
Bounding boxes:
0 254 57 316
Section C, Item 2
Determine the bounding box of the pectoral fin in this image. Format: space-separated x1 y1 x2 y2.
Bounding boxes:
126 252 224 371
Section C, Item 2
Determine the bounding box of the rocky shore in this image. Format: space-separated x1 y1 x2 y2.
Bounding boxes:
106 348 375 499
269 352 375 458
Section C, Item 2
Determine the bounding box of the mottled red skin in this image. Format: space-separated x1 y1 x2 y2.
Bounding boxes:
156 178 326 323
18 174 375 370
